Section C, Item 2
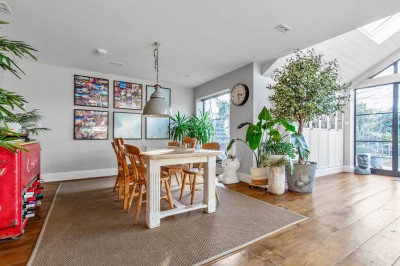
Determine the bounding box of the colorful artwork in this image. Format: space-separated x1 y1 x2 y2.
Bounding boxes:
74 109 108 140
146 117 170 139
114 81 142 110
146 85 171 105
74 75 109 108
113 112 142 139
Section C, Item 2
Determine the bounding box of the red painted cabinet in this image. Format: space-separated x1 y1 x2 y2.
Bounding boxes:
0 142 42 240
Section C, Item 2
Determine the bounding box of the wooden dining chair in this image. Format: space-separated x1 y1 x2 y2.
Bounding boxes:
180 142 221 205
161 137 198 187
124 144 174 225
168 141 180 147
112 138 131 203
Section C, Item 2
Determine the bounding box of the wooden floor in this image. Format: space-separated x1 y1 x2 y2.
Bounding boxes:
1 173 400 265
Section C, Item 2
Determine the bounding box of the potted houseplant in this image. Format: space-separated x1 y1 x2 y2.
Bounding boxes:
0 21 37 152
4 109 50 141
187 110 214 147
262 156 290 195
268 49 350 193
169 111 189 144
227 106 296 180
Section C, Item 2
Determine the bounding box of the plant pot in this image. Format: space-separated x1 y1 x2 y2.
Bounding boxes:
370 156 383 168
268 166 286 195
286 162 317 193
250 167 267 178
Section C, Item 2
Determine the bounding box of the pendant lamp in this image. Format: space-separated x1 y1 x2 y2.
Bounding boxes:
143 42 172 117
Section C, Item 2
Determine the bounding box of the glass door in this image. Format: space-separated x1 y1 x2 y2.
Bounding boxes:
355 84 394 175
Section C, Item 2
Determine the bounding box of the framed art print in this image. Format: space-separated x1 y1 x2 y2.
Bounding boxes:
113 112 142 139
114 81 143 110
145 117 170 139
146 85 171 105
74 109 109 140
74 75 109 108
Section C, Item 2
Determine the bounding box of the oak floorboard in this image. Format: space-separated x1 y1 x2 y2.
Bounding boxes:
1 173 399 266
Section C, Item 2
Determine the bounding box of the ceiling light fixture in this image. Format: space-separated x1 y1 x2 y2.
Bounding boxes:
143 42 172 117
275 24 292 33
110 61 123 66
96 48 107 55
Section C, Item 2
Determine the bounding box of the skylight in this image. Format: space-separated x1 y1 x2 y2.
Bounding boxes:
359 13 400 44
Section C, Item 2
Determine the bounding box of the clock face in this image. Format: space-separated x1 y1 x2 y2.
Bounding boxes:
231 83 249 106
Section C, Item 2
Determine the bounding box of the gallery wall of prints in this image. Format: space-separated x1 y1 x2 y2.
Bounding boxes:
73 74 171 140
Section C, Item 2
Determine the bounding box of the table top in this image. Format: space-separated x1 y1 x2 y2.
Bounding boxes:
140 147 222 160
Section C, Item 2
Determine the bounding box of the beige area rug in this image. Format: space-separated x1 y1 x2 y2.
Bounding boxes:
29 177 306 266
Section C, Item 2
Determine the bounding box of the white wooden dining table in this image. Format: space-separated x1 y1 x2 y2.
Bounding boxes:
140 147 222 229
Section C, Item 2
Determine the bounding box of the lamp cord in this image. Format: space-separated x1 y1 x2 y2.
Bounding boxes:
154 43 159 85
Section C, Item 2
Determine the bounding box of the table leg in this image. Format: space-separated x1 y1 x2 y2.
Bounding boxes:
203 155 216 213
146 159 161 228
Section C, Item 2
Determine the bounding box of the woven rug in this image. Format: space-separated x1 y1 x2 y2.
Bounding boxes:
28 177 306 266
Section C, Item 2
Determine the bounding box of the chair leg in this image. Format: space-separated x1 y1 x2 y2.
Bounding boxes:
215 188 220 204
118 175 123 202
164 180 174 209
126 183 137 213
134 185 144 225
174 172 180 186
191 175 197 205
168 171 172 187
189 174 193 191
113 174 119 192
180 173 187 200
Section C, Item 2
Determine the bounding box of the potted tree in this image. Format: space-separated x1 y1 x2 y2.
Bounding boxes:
169 111 189 144
0 21 37 152
268 49 350 193
227 106 297 182
187 110 214 147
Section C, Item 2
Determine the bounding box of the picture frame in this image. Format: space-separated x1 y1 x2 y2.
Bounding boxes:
145 117 170 139
113 80 143 110
113 112 142 139
74 109 109 140
74 75 109 108
146 85 171 105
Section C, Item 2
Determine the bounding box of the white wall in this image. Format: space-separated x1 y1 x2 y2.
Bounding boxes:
4 61 194 181
194 63 255 176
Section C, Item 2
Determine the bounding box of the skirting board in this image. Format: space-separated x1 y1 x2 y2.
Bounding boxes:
237 165 345 184
41 168 117 183
343 165 355 172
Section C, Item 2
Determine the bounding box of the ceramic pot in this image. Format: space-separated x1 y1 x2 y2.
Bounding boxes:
268 166 286 195
286 162 317 193
250 167 267 179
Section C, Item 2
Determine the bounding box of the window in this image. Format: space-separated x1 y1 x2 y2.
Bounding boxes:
203 93 230 151
359 13 400 44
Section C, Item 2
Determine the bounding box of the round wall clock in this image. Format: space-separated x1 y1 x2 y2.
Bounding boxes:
231 83 249 106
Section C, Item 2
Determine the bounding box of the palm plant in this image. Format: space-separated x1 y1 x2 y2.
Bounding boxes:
187 111 214 145
169 111 189 144
0 21 37 151
4 109 50 138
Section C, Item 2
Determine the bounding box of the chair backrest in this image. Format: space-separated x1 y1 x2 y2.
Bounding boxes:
124 144 146 182
111 142 122 172
168 141 180 147
183 137 197 149
202 142 220 151
197 142 220 169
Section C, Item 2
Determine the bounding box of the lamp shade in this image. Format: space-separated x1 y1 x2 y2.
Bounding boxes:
143 84 172 117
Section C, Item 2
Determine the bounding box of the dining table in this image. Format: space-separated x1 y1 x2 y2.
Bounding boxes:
139 147 222 229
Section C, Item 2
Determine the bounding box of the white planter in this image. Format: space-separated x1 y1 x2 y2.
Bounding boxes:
268 166 286 195
250 167 267 179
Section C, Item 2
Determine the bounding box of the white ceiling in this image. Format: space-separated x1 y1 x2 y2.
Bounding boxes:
2 0 400 88
264 25 400 84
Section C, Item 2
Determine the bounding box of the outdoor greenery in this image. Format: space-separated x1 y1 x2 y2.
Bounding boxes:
227 107 299 168
169 110 215 145
0 21 38 151
268 49 351 163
